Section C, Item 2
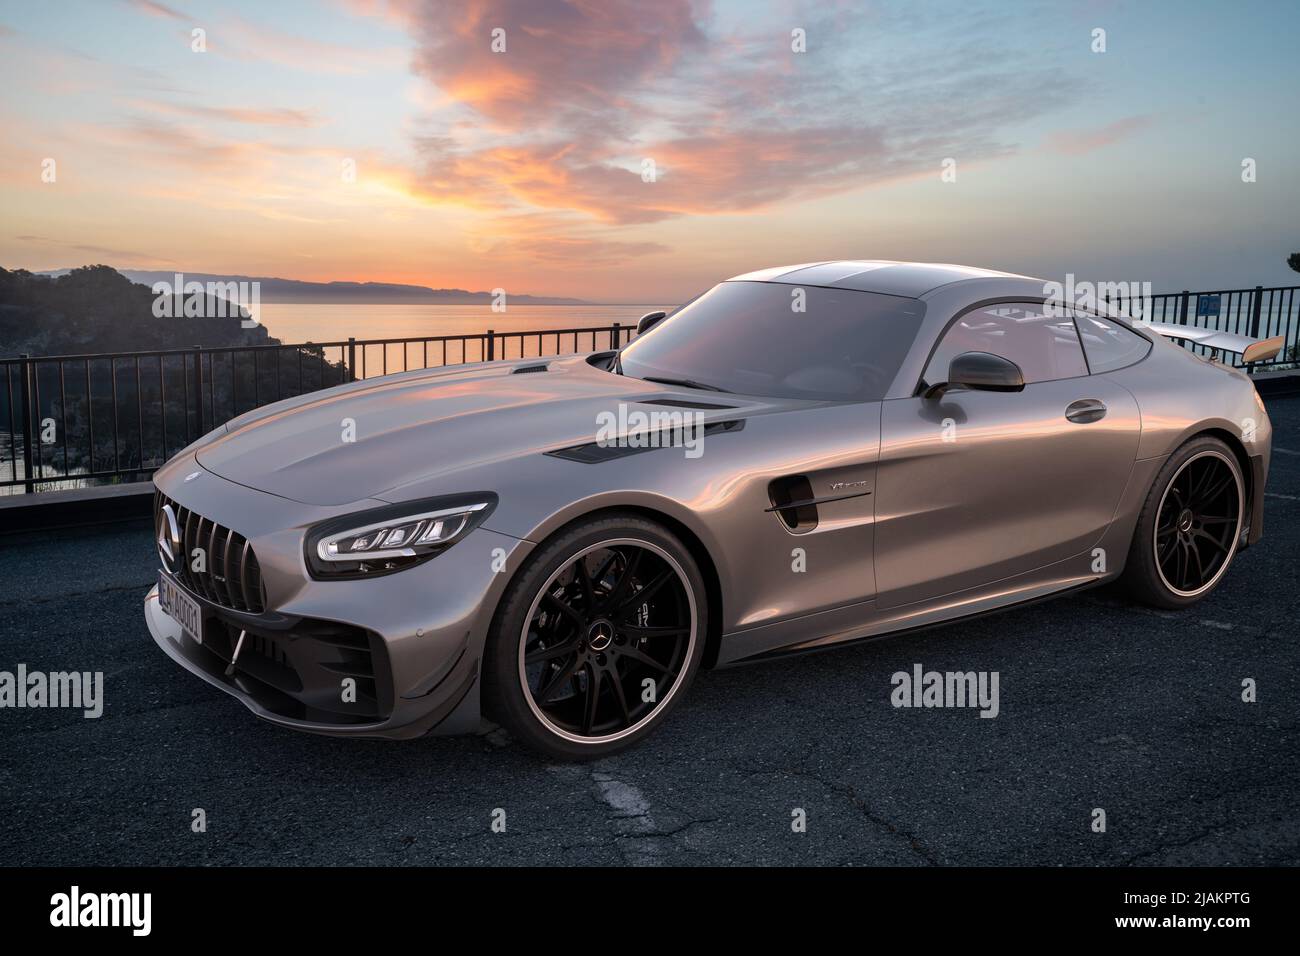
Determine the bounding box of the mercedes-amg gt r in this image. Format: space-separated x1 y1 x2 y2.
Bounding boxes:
144 261 1278 758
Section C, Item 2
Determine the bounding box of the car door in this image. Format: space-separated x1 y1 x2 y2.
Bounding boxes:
874 301 1141 609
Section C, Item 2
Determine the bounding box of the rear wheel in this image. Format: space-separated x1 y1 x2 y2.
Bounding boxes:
483 515 706 760
1123 436 1244 608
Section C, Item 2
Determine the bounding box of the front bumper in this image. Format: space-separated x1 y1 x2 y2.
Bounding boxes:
145 455 534 739
146 582 492 737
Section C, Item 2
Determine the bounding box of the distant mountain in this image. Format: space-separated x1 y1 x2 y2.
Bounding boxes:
1 267 352 483
37 269 593 306
1 265 274 358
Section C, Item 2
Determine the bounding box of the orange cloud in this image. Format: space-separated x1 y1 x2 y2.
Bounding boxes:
397 1 1072 229
408 0 705 129
14 234 174 265
468 212 669 266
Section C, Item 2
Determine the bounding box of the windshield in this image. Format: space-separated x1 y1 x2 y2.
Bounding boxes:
618 281 925 401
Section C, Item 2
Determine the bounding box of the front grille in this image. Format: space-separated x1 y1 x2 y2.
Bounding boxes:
156 490 266 613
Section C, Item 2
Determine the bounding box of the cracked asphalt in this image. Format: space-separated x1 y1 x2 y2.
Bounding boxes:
1 395 1297 867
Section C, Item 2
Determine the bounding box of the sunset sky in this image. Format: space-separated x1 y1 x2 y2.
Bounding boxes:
1 0 1298 301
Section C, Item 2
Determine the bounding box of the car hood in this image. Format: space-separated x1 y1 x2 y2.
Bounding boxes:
196 355 766 505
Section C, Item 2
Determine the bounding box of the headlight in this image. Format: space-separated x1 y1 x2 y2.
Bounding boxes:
304 493 497 579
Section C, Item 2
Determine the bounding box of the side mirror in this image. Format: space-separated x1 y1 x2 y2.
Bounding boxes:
637 311 667 335
923 351 1025 398
948 351 1024 392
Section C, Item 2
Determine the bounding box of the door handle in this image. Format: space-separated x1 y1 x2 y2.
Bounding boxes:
1065 398 1107 424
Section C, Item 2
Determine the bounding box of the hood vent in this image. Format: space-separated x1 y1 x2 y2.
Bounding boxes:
547 419 744 463
512 363 549 374
637 397 736 410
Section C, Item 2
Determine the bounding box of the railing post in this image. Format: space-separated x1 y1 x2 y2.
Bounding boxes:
486 329 495 362
18 354 34 494
347 337 357 382
1179 290 1190 325
612 322 621 349
1250 285 1264 339
192 345 204 437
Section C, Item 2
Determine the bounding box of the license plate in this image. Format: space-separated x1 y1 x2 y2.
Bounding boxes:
158 570 203 645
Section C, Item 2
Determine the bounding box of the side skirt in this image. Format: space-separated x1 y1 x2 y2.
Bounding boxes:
731 579 1105 666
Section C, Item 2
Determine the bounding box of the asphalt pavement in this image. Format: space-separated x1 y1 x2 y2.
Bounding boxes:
1 396 1297 866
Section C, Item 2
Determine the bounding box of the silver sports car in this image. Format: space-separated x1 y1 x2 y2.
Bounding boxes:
144 261 1278 758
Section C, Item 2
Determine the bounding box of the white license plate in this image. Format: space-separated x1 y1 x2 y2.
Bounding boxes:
158 570 203 644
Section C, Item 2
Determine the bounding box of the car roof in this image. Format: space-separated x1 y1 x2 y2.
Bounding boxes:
725 260 1038 298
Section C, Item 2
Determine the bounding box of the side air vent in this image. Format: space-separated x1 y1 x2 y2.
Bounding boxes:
636 398 736 410
767 475 818 533
513 363 549 374
547 419 745 463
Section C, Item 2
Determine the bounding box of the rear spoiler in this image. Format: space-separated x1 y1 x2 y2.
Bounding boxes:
1143 322 1285 364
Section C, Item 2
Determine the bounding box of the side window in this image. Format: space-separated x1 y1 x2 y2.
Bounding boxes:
924 302 1088 385
1072 312 1152 373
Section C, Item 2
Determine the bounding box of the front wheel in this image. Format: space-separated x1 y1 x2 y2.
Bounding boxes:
1123 435 1245 609
482 514 707 760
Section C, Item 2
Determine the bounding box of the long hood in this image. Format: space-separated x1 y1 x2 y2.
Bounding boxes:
196 355 769 505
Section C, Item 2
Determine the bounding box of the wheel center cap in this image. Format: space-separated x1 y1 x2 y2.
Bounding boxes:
1177 509 1194 533
587 619 614 652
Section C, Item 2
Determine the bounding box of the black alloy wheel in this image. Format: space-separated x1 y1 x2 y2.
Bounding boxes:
483 515 706 759
1153 449 1243 596
1124 436 1245 609
520 539 694 741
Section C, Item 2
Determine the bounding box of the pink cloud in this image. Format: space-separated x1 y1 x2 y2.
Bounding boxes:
291 0 1088 280
128 0 191 20
130 99 323 127
1044 115 1153 155
407 0 706 130
395 1 1075 230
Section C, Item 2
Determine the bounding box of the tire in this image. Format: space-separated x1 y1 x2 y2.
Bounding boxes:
1123 435 1245 609
482 513 708 760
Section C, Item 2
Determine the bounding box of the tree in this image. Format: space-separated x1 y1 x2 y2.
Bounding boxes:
1289 252 1300 274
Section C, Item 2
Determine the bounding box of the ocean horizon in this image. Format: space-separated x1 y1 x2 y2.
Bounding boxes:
250 302 676 348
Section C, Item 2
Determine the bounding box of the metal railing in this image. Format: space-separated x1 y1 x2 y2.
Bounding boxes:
4 285 1299 495
1104 285 1300 365
1 324 632 494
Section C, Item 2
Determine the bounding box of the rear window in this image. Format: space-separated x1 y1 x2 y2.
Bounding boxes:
618 281 925 401
1073 312 1152 373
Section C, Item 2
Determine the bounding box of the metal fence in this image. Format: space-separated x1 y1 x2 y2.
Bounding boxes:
1 324 632 494
1104 285 1300 365
3 285 1299 495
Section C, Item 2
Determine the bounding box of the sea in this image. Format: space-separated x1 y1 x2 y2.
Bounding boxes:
250 303 674 349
